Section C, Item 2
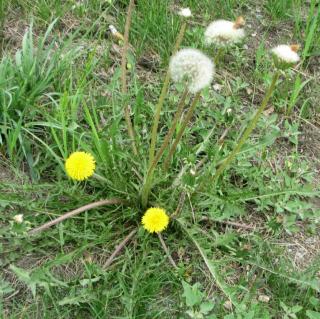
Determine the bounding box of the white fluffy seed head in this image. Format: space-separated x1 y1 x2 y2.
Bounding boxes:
109 25 117 34
271 45 300 66
205 18 245 47
178 7 192 18
169 48 214 93
13 214 24 224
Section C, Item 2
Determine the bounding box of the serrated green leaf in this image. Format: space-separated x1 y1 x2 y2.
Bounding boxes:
200 301 214 314
306 310 320 319
182 281 203 308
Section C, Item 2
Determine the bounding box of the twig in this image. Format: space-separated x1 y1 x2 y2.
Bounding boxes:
158 233 178 270
5 289 20 301
29 199 126 235
121 0 138 155
103 229 137 268
171 191 186 218
187 192 196 224
218 127 230 144
201 217 258 230
218 220 257 230
194 156 207 172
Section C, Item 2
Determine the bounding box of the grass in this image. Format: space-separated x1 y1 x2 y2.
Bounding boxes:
1 0 320 318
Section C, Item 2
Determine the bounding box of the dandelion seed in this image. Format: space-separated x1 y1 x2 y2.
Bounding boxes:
258 294 271 303
178 7 192 18
213 83 222 91
13 214 24 224
109 25 124 42
271 44 300 68
169 48 214 93
65 151 96 181
142 207 169 233
109 25 117 34
205 16 245 47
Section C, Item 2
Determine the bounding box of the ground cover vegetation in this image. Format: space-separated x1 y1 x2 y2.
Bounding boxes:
0 0 319 318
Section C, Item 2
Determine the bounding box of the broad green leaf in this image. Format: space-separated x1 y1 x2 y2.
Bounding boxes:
182 281 203 308
306 310 320 319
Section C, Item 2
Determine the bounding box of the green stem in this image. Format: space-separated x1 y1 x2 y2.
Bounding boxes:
148 21 187 165
211 71 280 185
141 88 189 208
121 0 138 156
163 92 201 171
214 47 224 65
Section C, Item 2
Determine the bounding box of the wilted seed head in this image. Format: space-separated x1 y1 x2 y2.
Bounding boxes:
233 16 245 29
169 48 214 93
205 17 245 47
271 44 300 68
108 25 124 42
290 44 300 52
178 7 192 18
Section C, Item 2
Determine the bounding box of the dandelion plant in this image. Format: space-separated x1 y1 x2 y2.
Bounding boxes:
205 16 246 64
8 2 316 317
142 48 214 207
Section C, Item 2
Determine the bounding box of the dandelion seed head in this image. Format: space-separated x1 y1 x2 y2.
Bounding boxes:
108 25 124 42
13 214 24 224
65 151 96 181
169 48 214 93
178 7 192 18
109 25 118 34
205 18 245 47
271 44 300 66
142 207 169 233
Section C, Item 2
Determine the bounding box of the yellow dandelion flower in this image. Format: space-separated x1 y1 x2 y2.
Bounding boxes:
65 151 96 181
142 207 169 233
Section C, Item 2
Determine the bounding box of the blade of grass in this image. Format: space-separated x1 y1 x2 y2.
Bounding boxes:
177 219 239 308
302 2 320 61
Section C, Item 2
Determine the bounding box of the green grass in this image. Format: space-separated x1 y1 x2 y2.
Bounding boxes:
1 0 320 318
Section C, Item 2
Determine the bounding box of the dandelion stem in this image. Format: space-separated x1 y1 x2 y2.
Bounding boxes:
214 47 224 65
103 229 137 268
148 21 187 165
121 0 138 155
163 91 201 171
141 88 189 208
28 199 126 235
154 87 189 166
211 71 280 185
158 233 178 270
